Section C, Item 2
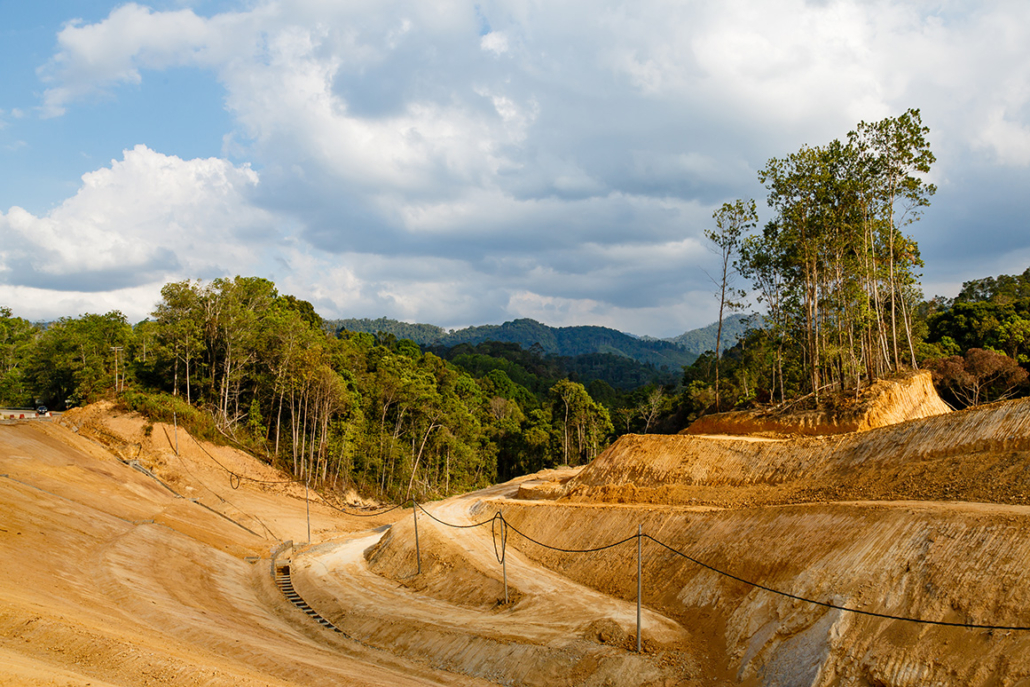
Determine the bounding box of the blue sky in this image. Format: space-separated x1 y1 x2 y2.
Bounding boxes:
2 1 1030 337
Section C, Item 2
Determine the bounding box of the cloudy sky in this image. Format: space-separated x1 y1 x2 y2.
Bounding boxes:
1 1 1029 337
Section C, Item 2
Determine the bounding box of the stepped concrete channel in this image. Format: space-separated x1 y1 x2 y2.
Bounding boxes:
274 557 345 634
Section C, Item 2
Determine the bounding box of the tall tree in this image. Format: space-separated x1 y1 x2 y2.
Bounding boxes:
706 199 756 409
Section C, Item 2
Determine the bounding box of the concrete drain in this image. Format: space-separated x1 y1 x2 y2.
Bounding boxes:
275 562 344 634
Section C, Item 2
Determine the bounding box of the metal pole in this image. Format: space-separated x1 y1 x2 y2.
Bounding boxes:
502 519 509 604
413 502 422 575
637 523 642 653
304 474 311 544
173 412 179 456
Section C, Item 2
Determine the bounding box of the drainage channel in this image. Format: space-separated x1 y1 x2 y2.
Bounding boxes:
275 562 344 634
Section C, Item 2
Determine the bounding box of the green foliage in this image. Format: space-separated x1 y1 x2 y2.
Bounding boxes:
953 268 1030 305
3 277 624 501
0 307 37 406
25 312 132 408
120 388 218 442
328 317 447 345
724 108 936 407
926 298 1030 364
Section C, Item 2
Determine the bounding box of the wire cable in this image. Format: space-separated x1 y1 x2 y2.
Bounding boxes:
415 502 497 529
643 534 1030 631
502 515 639 554
311 491 409 518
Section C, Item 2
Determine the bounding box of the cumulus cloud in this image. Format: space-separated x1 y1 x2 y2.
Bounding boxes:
0 145 280 316
13 0 1030 335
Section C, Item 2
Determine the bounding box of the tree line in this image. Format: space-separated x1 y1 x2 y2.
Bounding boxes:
0 278 629 500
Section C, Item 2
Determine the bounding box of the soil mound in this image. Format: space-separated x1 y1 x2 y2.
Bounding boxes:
685 370 951 436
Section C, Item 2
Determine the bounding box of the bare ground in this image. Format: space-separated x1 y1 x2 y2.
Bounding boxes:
5 389 1030 686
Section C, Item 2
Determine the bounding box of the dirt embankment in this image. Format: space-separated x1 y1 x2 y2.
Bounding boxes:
0 408 453 687
543 397 1030 508
483 498 1030 687
685 371 951 437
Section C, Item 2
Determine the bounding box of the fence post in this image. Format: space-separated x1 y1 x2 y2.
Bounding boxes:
637 523 642 653
173 412 179 456
413 502 422 575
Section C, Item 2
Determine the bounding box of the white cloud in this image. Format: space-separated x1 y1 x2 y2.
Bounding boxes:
480 31 509 56
975 108 1030 166
16 0 1030 334
0 145 281 315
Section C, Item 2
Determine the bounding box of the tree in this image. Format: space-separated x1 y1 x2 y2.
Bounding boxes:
849 108 936 372
0 307 36 406
706 199 755 410
26 312 132 407
924 348 1028 407
637 386 665 434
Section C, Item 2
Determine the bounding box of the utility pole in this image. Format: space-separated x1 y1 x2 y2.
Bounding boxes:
110 346 124 392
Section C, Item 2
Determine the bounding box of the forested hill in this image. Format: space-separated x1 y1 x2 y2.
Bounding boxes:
665 313 750 355
326 317 447 344
329 317 697 370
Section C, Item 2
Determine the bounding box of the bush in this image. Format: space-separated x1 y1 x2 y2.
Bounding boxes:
118 389 218 443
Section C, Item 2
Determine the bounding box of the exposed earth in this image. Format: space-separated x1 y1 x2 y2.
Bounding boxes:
5 374 1030 686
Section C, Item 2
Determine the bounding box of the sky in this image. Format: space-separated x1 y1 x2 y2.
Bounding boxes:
1 0 1029 338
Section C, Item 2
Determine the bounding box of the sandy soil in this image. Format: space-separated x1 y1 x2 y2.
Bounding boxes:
0 413 476 686
6 387 1030 686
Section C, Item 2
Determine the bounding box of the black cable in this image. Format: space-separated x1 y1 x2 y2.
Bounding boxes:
502 515 639 554
415 502 497 528
185 431 409 517
491 513 507 563
644 534 1030 631
187 432 300 485
312 491 409 518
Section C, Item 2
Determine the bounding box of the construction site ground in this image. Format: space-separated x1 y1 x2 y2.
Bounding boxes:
4 385 1030 686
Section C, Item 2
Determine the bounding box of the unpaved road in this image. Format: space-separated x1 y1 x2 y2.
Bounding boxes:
0 415 483 686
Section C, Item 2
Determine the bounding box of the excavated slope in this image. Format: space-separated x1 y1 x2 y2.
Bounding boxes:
685 371 951 436
557 397 1030 508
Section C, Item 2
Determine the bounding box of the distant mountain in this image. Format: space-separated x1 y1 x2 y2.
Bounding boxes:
328 316 697 371
326 317 447 345
667 313 751 355
437 319 696 370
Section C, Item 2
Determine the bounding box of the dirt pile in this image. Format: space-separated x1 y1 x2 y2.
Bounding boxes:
685 370 951 436
482 498 1030 686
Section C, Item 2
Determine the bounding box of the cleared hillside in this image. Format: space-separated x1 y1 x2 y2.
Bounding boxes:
7 377 1030 686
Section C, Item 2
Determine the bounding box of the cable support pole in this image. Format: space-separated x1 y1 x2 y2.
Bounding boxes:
637 523 642 653
502 514 508 604
173 412 179 456
413 501 422 575
304 472 311 544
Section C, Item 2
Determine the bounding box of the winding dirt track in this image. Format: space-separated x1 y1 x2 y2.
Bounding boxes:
0 416 485 686
299 481 689 644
